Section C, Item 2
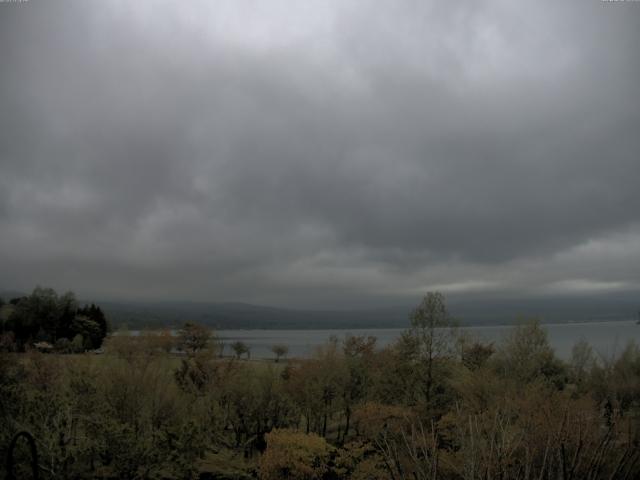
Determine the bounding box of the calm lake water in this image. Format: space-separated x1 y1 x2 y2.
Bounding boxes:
216 320 640 360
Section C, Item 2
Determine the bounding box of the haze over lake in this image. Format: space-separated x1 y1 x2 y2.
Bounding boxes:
217 320 640 360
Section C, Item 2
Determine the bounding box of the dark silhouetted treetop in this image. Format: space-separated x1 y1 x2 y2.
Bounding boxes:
3 286 109 351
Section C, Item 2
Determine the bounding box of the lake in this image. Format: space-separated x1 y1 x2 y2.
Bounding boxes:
216 320 640 360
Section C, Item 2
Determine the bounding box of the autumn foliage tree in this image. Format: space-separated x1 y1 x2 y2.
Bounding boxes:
259 429 331 480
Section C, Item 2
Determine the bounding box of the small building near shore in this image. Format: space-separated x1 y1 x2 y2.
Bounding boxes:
33 341 54 352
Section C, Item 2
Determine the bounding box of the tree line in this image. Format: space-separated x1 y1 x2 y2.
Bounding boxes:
0 287 109 352
1 292 639 479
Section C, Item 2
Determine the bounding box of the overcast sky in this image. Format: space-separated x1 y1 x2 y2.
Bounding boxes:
1 0 639 307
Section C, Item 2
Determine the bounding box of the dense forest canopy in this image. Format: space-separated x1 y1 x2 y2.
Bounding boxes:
0 287 109 352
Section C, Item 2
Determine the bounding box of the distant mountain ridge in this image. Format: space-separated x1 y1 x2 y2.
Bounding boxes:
98 300 409 330
2 289 638 330
98 295 639 330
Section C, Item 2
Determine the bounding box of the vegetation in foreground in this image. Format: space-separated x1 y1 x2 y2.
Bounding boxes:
1 291 639 479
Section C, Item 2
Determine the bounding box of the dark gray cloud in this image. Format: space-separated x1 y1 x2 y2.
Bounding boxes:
1 0 639 306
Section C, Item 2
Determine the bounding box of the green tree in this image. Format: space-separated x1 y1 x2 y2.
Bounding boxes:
231 340 250 359
177 322 212 354
494 319 565 386
77 303 109 343
6 287 61 346
406 291 457 407
4 287 108 351
71 334 85 353
271 344 289 362
71 315 103 350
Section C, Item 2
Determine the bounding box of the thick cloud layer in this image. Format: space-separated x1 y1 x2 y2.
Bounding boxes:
1 0 639 306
